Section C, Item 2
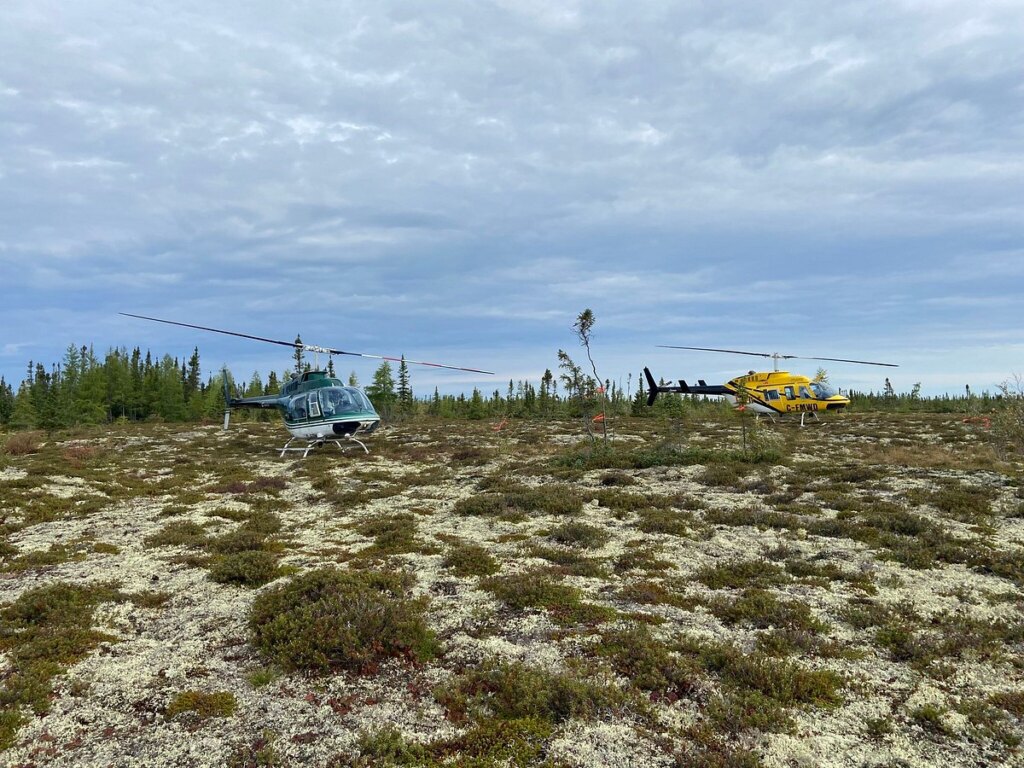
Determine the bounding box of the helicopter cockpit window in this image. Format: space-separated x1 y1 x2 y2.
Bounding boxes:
784 386 795 399
798 386 813 399
810 382 837 399
307 393 321 418
287 395 307 421
345 387 374 412
321 388 355 416
319 387 374 416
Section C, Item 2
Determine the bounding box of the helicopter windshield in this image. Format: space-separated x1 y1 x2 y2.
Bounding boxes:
810 382 837 399
320 386 375 416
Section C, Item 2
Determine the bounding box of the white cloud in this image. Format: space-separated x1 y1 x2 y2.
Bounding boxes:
0 1 1022 392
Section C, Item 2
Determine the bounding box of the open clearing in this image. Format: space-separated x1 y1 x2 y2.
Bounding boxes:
1 413 1022 767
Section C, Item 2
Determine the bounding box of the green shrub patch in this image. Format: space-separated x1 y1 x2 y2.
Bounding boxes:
249 568 438 674
0 582 123 749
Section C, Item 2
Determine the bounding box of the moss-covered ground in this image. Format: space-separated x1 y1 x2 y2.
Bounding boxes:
0 413 1021 766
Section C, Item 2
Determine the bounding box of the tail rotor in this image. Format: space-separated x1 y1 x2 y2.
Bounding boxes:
644 367 687 406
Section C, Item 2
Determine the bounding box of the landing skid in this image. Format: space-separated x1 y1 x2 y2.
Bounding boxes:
799 411 820 427
279 435 369 458
754 412 820 426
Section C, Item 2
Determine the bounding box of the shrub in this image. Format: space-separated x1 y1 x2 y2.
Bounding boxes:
166 690 237 720
594 625 699 698
480 570 581 612
990 690 1024 718
548 521 610 549
698 463 747 488
442 543 499 577
209 529 273 555
617 579 695 609
991 377 1024 457
635 507 693 537
599 471 636 487
454 486 582 519
438 660 622 725
350 727 430 766
708 689 793 734
2 432 42 456
354 513 422 556
480 571 615 626
695 560 789 590
0 582 121 748
144 520 208 549
613 544 673 574
249 568 439 674
209 550 280 587
910 703 950 735
528 546 608 578
708 589 827 634
61 444 101 466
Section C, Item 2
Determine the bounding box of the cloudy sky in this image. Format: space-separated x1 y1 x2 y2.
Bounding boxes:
2 1 1022 396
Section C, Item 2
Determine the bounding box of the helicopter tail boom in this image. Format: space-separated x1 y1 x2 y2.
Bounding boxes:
644 367 730 406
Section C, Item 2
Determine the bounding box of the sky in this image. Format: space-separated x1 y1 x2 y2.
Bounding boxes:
2 1 1023 397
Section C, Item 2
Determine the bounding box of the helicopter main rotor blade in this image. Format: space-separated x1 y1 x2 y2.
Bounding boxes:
657 344 897 367
121 313 301 351
657 345 781 359
120 313 494 375
790 355 898 368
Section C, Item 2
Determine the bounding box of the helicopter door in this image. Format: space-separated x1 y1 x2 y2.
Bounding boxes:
307 393 321 419
287 395 308 421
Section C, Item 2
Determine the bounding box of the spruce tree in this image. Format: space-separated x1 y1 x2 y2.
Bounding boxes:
129 348 143 419
468 387 485 419
266 371 280 395
293 336 305 375
157 355 187 420
0 376 13 424
185 347 201 403
10 383 37 428
75 347 107 423
397 356 413 414
365 361 396 417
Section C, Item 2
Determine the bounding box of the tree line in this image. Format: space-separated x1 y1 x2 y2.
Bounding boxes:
0 342 1004 430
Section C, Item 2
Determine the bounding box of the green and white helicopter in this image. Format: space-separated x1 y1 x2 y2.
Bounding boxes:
121 313 493 457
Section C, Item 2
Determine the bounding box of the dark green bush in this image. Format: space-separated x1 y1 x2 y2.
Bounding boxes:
594 625 699 698
0 582 122 748
210 550 280 587
695 560 789 590
249 568 439 674
442 543 499 577
438 660 622 725
144 520 208 548
454 486 582 519
548 521 610 549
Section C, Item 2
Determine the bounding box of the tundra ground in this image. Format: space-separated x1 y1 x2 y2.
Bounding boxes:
1 413 1022 767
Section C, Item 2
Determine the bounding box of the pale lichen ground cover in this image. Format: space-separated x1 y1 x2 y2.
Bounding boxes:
0 413 1021 767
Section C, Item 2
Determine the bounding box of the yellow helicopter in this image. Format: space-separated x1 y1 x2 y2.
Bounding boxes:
644 346 898 424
